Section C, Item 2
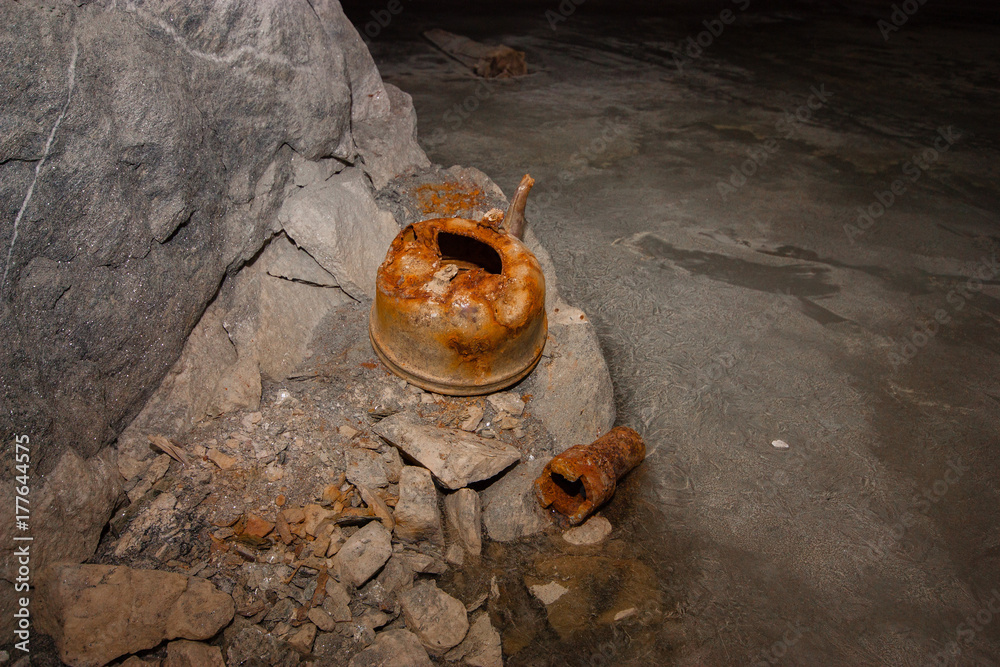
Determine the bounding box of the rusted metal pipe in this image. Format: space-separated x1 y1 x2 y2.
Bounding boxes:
534 427 646 526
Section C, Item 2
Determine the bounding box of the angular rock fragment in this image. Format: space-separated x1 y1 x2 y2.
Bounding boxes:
562 516 613 545
164 639 226 667
37 563 234 667
481 456 553 542
393 466 444 545
487 391 524 417
398 581 469 654
348 628 433 667
374 413 520 490
333 521 392 587
444 611 503 667
444 487 482 556
346 447 390 488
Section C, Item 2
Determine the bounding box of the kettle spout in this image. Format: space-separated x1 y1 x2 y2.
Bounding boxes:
503 174 535 240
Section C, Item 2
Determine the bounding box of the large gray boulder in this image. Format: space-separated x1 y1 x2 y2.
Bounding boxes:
0 0 424 473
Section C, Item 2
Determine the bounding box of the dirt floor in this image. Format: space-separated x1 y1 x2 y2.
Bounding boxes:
346 3 1000 665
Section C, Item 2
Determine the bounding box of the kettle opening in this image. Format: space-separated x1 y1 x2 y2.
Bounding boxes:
437 232 503 275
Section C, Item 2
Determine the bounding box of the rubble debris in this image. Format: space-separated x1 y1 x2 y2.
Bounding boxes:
369 199 547 396
444 487 483 556
147 434 189 466
333 521 393 587
374 413 521 490
481 456 553 542
393 466 444 545
36 563 234 667
164 639 225 667
535 427 646 526
423 28 528 78
348 628 433 667
398 581 470 654
444 611 503 667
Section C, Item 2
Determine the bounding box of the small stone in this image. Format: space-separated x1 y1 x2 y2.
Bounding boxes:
357 609 391 631
242 411 263 430
120 657 159 667
346 447 390 488
487 392 524 417
396 551 447 575
243 513 275 539
496 415 520 431
460 405 484 432
398 581 469 654
374 413 520 490
340 425 360 438
348 629 432 667
334 521 393 587
302 503 335 536
164 639 226 667
445 544 465 567
420 393 435 404
323 580 353 622
481 456 552 542
127 454 171 502
276 494 286 507
382 447 403 484
444 488 482 556
614 607 638 621
771 439 791 449
117 452 148 481
529 581 569 605
393 466 443 545
286 622 317 654
444 611 503 667
207 448 238 470
308 607 338 632
562 516 612 546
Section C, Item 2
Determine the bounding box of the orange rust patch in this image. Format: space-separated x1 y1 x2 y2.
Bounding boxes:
360 362 377 369
411 182 490 217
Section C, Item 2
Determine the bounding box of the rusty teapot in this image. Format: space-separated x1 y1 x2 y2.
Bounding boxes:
369 175 546 395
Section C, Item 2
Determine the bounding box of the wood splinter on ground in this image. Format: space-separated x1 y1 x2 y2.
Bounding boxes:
423 28 528 78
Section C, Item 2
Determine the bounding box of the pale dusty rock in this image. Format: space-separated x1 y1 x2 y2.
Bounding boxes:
164 639 225 667
207 448 238 470
529 581 570 605
518 298 616 453
127 453 171 502
374 414 521 490
334 521 393 587
308 607 338 632
324 580 353 622
444 488 482 556
348 628 433 667
460 405 484 432
286 622 317 654
562 516 613 546
263 232 340 287
446 544 465 567
278 167 399 300
346 447 390 488
444 611 503 667
375 556 415 598
114 493 179 558
357 609 391 631
382 446 403 483
481 456 553 542
0 447 122 637
353 84 431 190
117 452 149 481
487 392 525 417
396 551 448 575
398 581 470 654
242 411 263 429
36 563 234 667
393 466 444 546
614 607 638 621
340 424 360 438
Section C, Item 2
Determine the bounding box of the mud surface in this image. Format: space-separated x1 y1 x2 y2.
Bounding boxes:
351 3 1000 664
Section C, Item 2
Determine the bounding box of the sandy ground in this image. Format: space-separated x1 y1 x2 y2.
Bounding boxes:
347 3 1000 665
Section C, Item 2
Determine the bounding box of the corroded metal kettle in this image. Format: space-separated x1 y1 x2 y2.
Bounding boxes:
369 175 546 395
